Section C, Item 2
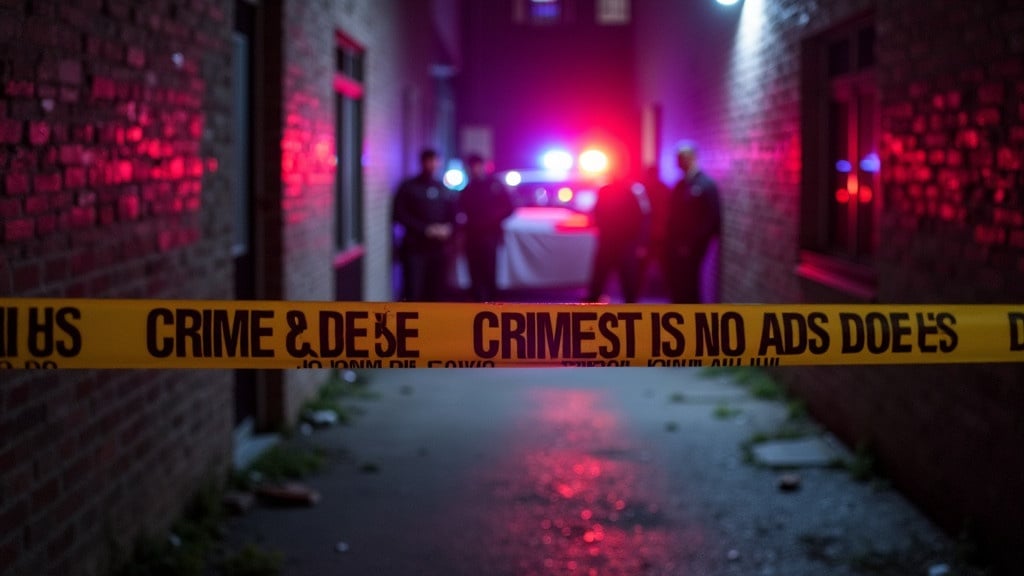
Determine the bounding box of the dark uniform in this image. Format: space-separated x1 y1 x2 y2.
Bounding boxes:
640 168 671 295
393 173 457 301
586 179 648 303
664 171 720 303
458 174 515 302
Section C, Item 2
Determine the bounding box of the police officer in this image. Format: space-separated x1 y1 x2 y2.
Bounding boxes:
457 154 514 302
393 148 457 301
664 141 721 303
586 174 649 304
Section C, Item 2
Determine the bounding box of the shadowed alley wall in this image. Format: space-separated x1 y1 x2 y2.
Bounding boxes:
0 0 234 573
635 0 1024 569
0 1 458 574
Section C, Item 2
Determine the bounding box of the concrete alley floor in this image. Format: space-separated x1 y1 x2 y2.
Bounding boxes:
223 367 981 576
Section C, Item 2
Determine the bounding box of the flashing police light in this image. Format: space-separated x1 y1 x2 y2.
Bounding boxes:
860 153 881 173
541 149 574 172
579 149 609 175
504 170 523 187
444 168 467 190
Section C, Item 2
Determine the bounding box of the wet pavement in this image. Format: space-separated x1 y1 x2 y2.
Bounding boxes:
224 367 978 575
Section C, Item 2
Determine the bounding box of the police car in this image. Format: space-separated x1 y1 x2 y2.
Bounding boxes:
497 147 611 213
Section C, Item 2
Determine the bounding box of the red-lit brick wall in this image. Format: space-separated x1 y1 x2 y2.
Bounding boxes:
868 1 1024 565
1 0 459 571
636 0 1024 569
878 1 1024 302
0 0 233 574
0 2 226 276
276 0 339 412
277 0 455 414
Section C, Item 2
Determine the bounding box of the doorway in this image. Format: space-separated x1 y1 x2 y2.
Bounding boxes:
233 0 258 428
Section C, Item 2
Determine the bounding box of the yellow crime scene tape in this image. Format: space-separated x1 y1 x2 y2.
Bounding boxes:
1 298 1023 370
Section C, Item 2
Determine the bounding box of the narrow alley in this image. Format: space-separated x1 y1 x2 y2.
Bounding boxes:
224 367 974 576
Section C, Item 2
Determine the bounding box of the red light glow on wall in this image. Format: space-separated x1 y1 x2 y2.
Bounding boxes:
0 45 216 251
280 92 336 225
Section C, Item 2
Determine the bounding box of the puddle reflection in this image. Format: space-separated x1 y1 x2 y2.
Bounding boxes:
476 388 698 575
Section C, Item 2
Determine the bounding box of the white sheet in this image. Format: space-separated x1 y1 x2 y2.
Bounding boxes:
454 207 597 290
498 207 596 289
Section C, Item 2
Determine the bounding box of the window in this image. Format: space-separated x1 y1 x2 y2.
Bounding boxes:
531 0 561 24
800 15 879 297
334 30 365 252
231 15 252 262
597 0 629 25
514 0 573 25
828 72 878 258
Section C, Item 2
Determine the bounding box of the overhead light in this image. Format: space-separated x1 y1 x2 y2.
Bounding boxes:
716 0 741 5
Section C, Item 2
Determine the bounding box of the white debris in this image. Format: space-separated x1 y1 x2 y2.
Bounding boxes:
307 410 339 427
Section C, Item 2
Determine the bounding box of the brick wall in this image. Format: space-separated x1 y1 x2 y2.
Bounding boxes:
636 0 1024 569
277 0 454 418
278 0 342 412
276 0 449 304
878 0 1024 302
870 0 1024 565
1 0 458 571
0 0 233 574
